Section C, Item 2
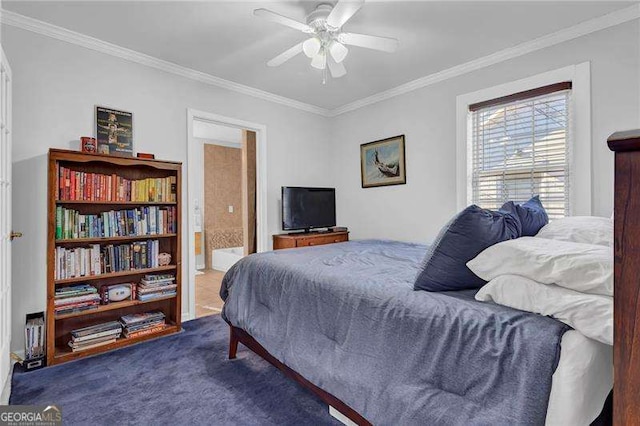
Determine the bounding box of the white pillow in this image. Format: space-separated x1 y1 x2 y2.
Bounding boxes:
475 275 612 345
467 237 613 296
536 216 612 247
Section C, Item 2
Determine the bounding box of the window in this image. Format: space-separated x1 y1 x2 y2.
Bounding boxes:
468 82 572 219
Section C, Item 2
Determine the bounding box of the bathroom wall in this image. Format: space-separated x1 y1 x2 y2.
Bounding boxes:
203 143 243 268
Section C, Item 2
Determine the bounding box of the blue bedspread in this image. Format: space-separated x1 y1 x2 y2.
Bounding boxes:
220 240 569 425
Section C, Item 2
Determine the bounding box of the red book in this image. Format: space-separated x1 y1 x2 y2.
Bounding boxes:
124 324 166 339
70 170 76 200
81 172 86 200
75 172 81 201
112 174 117 202
58 166 64 200
65 168 70 200
91 174 96 201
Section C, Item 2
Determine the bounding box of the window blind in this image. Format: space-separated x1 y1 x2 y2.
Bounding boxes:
469 83 571 219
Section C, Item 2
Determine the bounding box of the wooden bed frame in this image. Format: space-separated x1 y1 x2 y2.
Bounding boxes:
227 323 371 426
608 130 640 425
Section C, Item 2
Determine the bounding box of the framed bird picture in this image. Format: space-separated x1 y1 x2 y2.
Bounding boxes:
95 106 133 157
360 135 406 188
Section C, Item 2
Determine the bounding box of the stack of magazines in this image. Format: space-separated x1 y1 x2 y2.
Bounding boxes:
55 284 100 316
120 311 166 338
25 316 45 359
137 274 177 302
69 321 122 352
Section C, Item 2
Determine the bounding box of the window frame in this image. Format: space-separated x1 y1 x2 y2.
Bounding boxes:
455 63 592 216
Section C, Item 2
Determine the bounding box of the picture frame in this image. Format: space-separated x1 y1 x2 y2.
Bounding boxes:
95 106 133 157
360 135 406 188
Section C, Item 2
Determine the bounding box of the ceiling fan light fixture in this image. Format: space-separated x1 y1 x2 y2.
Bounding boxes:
329 41 348 63
302 37 321 58
310 52 327 70
256 0 399 82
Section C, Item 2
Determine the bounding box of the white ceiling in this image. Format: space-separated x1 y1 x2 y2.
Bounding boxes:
3 1 634 110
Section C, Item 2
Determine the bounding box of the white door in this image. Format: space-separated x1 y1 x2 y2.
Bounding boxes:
0 47 13 394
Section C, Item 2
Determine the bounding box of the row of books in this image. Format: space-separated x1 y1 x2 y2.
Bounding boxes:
121 311 166 338
55 206 177 240
68 311 168 352
54 240 162 280
25 317 45 359
69 321 122 352
54 284 100 316
137 274 177 302
57 166 177 203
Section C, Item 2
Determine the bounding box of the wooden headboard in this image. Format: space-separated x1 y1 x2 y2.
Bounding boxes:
608 129 640 425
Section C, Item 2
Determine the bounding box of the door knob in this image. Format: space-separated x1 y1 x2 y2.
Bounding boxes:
10 231 22 240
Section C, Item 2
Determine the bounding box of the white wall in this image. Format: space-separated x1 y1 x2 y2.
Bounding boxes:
4 19 640 353
331 21 640 243
3 25 333 352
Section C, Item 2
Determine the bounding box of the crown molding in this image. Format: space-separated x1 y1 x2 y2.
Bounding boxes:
1 4 638 118
0 9 332 117
329 3 640 117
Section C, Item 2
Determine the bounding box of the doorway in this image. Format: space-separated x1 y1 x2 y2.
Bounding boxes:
186 110 267 321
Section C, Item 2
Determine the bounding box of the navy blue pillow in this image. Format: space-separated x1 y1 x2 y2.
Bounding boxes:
414 205 521 292
501 195 548 237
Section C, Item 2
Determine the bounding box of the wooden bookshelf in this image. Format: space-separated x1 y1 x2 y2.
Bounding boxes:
56 200 177 205
53 324 179 363
55 233 177 245
47 149 182 365
54 295 177 320
53 265 177 285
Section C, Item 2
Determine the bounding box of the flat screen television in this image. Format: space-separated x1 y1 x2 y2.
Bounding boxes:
282 186 336 232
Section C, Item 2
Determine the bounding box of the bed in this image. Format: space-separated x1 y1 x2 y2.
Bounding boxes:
220 240 612 425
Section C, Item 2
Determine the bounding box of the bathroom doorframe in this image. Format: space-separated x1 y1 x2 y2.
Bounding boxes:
186 108 268 321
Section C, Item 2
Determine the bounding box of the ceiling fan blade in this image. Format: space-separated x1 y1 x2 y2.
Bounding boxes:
267 42 304 67
326 0 364 29
254 9 312 33
340 32 399 53
328 57 347 78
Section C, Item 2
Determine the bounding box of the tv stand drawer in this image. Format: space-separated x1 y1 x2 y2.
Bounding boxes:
296 234 348 247
273 231 349 250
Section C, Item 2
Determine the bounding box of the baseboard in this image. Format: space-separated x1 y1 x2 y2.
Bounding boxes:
181 312 193 322
1 361 16 405
329 406 357 426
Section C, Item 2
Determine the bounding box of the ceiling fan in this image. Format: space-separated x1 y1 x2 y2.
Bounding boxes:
254 0 399 83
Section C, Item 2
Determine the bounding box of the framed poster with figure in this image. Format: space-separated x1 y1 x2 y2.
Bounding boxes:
95 106 133 157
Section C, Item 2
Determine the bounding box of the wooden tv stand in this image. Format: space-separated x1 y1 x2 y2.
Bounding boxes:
273 230 349 250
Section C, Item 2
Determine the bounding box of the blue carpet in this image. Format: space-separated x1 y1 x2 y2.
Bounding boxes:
10 315 339 425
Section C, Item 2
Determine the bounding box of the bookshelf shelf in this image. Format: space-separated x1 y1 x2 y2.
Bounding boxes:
54 265 177 285
53 324 179 362
55 233 177 245
56 200 177 206
47 149 182 365
54 295 177 320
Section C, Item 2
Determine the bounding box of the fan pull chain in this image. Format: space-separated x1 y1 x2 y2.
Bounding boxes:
322 67 327 85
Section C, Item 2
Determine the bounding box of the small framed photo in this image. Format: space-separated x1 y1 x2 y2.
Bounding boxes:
95 106 133 157
360 135 406 188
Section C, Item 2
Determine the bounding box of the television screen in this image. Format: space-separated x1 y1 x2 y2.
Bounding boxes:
282 187 336 231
